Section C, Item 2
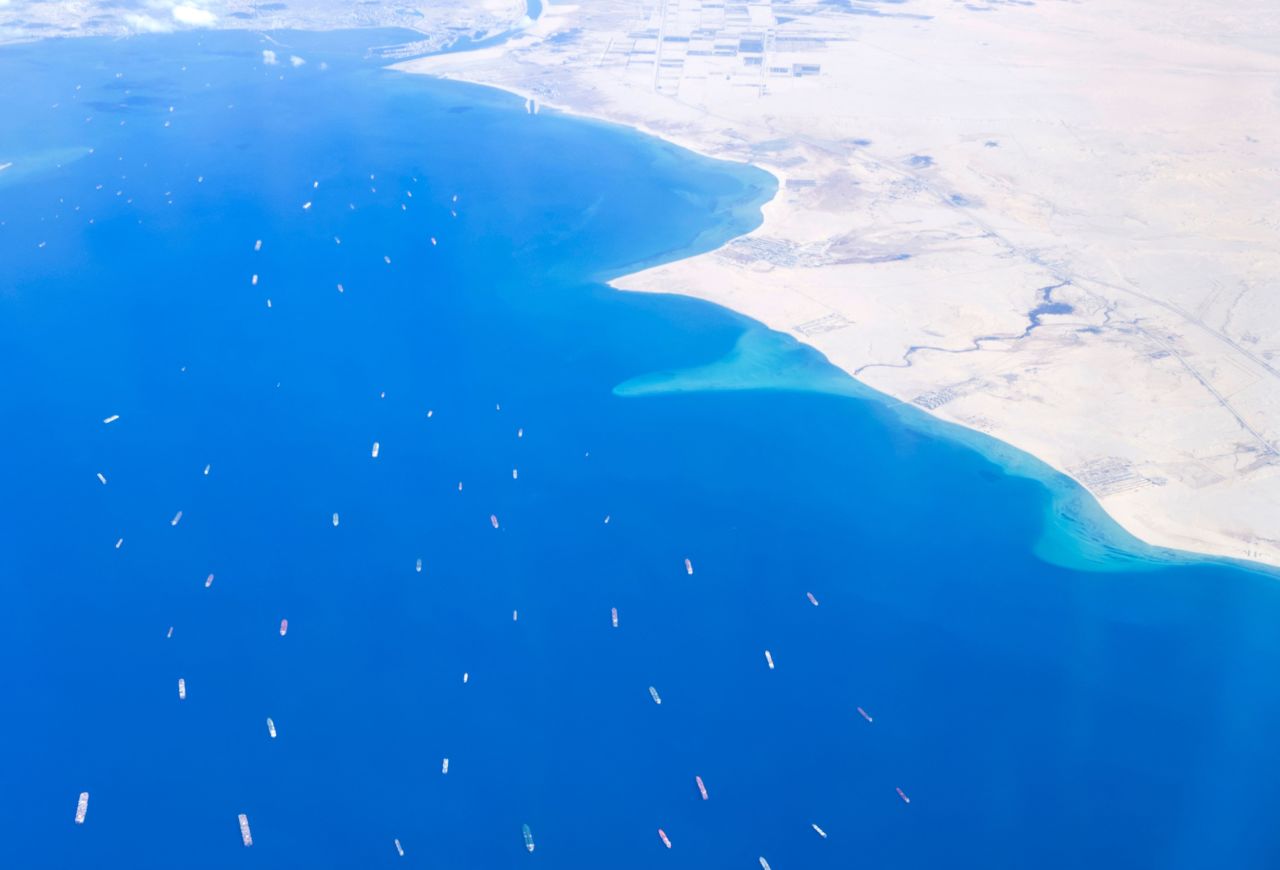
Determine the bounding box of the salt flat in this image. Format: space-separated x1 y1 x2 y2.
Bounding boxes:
400 0 1280 567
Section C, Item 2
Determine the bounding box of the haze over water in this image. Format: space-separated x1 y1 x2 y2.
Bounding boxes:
3 29 1280 870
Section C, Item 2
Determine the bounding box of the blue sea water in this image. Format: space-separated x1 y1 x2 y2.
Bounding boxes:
3 28 1280 870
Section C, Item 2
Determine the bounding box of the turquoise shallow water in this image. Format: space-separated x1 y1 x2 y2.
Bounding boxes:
2 28 1280 870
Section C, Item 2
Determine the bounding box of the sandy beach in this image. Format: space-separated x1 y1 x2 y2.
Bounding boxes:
397 0 1280 569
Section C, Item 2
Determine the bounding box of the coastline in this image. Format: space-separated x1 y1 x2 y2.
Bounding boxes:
392 0 1280 573
11 26 1280 867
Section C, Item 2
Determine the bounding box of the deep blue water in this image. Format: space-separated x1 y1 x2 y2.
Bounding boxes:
3 29 1280 870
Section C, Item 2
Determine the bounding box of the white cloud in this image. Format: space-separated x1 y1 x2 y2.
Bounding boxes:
289 55 306 68
124 13 174 33
172 4 216 27
262 49 278 66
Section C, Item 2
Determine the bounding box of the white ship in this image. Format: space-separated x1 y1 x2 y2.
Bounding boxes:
96 473 107 485
177 678 186 700
415 558 423 573
75 792 89 824
812 823 827 838
522 824 535 853
611 607 618 628
266 718 276 739
205 574 214 588
394 838 404 856
649 686 662 705
238 813 253 846
170 510 182 526
103 414 119 424
764 650 775 670
684 558 693 575
807 592 819 606
332 513 340 527
442 758 449 774
371 441 380 458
